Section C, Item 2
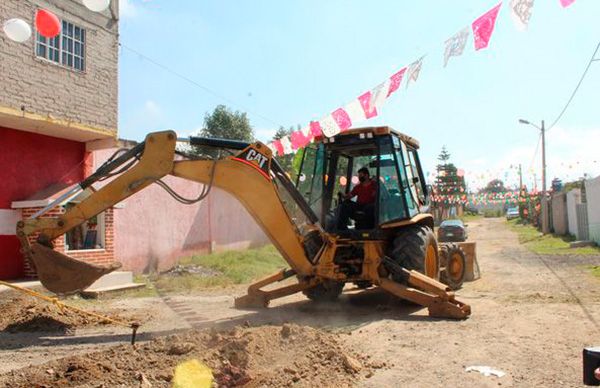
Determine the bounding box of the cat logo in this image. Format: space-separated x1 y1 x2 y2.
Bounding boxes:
232 146 271 180
245 149 268 169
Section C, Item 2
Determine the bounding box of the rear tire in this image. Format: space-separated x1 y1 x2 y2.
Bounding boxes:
389 225 440 281
303 280 344 302
439 243 466 290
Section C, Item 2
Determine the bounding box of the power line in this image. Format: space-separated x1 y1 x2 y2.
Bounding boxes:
119 43 283 128
547 40 600 131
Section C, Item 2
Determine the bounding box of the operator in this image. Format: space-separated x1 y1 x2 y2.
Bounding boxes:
337 167 377 230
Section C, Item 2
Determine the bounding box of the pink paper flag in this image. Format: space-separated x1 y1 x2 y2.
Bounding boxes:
358 91 378 119
271 140 284 156
331 108 352 132
387 67 407 97
472 2 502 51
560 0 575 7
290 130 311 150
309 121 323 137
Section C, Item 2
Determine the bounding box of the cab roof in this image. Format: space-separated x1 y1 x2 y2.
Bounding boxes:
314 126 420 149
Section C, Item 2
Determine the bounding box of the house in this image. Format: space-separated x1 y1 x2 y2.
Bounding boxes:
0 0 119 279
1 0 269 281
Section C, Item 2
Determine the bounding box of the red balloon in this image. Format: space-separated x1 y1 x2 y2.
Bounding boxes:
36 9 61 38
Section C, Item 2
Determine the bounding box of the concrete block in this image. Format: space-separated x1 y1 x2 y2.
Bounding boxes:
85 271 134 290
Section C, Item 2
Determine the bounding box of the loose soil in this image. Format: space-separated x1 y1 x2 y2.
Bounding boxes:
0 293 134 334
1 324 379 387
1 218 599 387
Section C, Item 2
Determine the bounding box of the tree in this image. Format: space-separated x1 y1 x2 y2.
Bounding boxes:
480 179 508 194
432 147 466 220
200 105 254 141
436 146 451 170
272 125 300 179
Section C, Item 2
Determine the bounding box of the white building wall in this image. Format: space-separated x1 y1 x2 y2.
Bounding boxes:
566 189 581 237
585 176 600 244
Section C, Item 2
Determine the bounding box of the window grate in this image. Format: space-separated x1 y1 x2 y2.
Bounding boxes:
36 19 86 72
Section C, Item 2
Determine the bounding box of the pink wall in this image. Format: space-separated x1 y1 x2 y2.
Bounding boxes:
0 127 86 279
93 148 269 273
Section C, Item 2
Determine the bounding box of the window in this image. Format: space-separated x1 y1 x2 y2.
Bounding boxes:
36 19 86 71
378 140 407 223
65 210 106 251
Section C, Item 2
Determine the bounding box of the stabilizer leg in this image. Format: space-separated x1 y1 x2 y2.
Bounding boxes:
234 269 317 308
378 268 471 319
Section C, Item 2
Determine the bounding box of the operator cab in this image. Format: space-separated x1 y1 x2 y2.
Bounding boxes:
295 126 429 238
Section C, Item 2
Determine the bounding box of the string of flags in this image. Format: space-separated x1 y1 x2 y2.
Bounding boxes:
266 0 578 156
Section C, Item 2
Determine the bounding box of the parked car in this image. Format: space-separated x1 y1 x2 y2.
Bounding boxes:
506 207 520 220
437 219 467 242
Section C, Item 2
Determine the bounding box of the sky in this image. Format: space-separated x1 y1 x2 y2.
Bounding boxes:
117 0 600 190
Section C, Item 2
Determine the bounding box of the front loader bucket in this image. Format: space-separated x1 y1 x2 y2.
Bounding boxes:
29 243 122 294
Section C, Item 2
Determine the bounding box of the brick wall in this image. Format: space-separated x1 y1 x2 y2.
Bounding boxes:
0 0 119 133
21 206 115 278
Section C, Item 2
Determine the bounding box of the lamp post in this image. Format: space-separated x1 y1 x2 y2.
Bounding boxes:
519 119 549 234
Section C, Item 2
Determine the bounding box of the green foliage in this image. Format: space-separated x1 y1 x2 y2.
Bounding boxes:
437 146 451 166
591 266 600 279
483 209 503 218
272 125 303 180
433 146 466 208
507 219 600 256
200 105 254 141
480 179 508 194
562 179 584 193
152 245 286 293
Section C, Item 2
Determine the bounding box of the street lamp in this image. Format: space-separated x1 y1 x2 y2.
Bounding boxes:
519 118 549 234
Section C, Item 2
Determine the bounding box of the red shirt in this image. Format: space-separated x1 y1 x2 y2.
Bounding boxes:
350 180 377 205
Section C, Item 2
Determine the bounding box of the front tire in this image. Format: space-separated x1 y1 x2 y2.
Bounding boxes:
389 225 440 281
439 243 466 290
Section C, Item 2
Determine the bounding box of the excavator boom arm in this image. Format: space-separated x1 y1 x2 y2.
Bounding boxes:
17 131 316 293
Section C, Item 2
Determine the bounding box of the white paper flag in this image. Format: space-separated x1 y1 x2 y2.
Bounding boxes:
320 114 341 138
444 28 470 67
510 0 535 31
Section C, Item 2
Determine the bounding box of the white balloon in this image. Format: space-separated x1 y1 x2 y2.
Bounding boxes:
82 0 111 12
3 18 32 43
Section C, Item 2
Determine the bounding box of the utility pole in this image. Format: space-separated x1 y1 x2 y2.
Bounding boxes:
518 164 523 192
519 118 549 234
540 120 549 234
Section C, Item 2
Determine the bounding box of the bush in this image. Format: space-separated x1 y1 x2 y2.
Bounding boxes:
483 209 503 218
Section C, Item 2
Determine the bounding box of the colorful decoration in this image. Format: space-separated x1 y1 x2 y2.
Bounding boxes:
331 107 352 132
319 114 339 138
35 9 61 38
472 2 503 51
510 0 535 30
2 18 31 42
358 91 378 119
264 0 581 156
406 56 425 88
444 27 470 67
387 67 407 96
560 0 575 7
82 0 111 12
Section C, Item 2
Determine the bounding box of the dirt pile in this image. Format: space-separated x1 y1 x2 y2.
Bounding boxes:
0 292 129 334
0 324 383 387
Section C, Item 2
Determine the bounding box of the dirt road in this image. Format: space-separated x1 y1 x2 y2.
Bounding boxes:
1 218 599 387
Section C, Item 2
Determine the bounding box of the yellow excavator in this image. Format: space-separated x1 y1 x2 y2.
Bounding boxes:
16 126 470 319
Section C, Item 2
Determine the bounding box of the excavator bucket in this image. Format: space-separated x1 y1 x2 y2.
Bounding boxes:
29 243 122 294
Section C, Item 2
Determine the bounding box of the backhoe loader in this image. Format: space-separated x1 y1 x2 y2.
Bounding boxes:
16 126 470 319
